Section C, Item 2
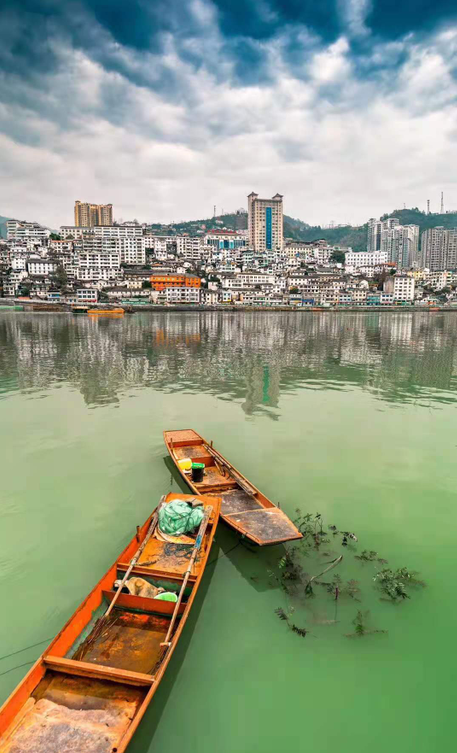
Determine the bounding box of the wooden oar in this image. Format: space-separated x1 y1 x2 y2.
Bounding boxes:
104 495 167 619
205 444 257 496
75 496 167 657
160 504 213 648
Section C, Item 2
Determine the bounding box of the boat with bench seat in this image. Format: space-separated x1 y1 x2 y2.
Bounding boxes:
0 492 220 753
164 429 302 546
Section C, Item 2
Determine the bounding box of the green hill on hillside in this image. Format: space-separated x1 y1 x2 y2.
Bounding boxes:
382 208 457 235
0 216 11 239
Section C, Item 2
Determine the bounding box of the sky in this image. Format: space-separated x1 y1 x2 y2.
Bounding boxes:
1 1 457 228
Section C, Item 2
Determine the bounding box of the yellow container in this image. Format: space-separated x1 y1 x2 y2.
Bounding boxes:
178 457 192 472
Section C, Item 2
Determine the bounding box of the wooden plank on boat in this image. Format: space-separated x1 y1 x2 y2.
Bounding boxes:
0 492 221 753
164 429 302 546
102 590 186 617
43 656 155 687
116 563 198 584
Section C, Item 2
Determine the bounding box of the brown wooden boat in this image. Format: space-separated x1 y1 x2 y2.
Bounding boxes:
164 429 302 546
0 492 220 753
87 307 125 316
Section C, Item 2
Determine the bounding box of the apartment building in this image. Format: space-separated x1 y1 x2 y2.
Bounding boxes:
382 224 419 268
163 287 201 304
7 220 51 241
383 274 415 301
367 217 399 252
150 274 201 291
27 257 56 276
421 227 447 270
60 226 94 239
248 192 284 252
345 251 388 267
74 201 113 227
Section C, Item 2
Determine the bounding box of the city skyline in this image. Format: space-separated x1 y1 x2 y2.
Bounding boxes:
1 2 457 227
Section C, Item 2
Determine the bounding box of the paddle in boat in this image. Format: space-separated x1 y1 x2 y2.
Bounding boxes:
164 429 302 546
0 492 220 753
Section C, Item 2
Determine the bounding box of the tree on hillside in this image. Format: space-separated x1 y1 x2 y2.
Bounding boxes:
331 250 345 263
51 263 68 290
50 232 61 240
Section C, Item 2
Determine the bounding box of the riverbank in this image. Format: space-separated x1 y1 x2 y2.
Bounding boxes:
0 301 455 313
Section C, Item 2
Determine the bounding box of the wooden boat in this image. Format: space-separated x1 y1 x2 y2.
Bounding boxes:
0 492 220 753
87 307 125 316
164 429 302 546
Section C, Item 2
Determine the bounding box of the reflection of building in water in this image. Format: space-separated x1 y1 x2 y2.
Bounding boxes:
155 329 201 347
1 312 457 414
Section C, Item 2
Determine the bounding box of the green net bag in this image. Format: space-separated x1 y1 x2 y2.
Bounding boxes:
158 499 204 536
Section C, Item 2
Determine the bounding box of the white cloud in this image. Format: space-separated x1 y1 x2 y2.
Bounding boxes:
1 10 457 227
341 0 372 38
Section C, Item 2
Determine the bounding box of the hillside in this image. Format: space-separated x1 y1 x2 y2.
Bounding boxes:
2 206 456 249
161 207 457 252
0 216 11 239
382 208 457 235
284 218 367 251
150 212 369 250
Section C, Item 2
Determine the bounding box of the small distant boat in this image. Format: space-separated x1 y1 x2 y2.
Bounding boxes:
71 306 89 315
0 492 220 753
87 307 125 315
164 429 303 546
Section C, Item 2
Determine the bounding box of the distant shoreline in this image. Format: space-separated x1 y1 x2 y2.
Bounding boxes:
0 302 454 314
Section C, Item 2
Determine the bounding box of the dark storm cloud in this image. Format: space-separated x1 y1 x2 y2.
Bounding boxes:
367 0 457 39
2 0 457 91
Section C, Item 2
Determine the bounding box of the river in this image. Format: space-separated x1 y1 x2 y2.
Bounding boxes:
0 311 455 752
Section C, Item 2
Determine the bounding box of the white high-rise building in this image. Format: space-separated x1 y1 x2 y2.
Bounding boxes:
421 227 447 270
421 227 457 270
446 229 457 270
384 225 419 269
367 218 419 269
248 192 284 252
367 217 399 252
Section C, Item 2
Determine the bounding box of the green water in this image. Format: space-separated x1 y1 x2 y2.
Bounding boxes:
0 311 455 752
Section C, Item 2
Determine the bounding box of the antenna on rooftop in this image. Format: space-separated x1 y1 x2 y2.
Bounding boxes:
441 191 444 214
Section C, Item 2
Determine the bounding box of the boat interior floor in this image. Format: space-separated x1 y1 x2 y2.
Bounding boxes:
220 489 263 515
0 673 145 753
224 508 301 541
173 445 212 461
75 612 170 674
136 537 197 577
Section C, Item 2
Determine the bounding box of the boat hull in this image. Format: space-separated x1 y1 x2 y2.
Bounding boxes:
164 429 302 546
0 493 220 753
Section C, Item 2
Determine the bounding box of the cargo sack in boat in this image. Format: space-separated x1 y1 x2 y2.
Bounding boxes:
115 577 165 599
158 499 204 536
